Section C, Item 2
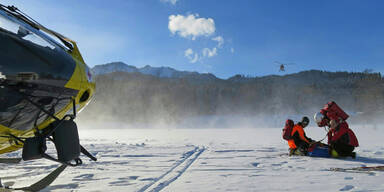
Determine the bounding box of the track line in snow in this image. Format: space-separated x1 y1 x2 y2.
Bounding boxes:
148 147 205 192
137 146 205 192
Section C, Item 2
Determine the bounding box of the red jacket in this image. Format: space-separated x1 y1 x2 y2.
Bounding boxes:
327 121 359 147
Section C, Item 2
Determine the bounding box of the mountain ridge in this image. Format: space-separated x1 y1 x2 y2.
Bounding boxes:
92 62 382 84
80 65 384 127
92 62 217 80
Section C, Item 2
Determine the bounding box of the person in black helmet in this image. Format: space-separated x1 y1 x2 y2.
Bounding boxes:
288 116 315 156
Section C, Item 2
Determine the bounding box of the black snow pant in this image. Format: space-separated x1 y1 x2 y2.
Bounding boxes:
289 142 309 156
332 142 354 157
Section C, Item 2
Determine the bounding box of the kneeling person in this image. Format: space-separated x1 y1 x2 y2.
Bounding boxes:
328 119 358 158
288 117 314 156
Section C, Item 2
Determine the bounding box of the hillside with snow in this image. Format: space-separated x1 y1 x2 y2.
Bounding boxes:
80 65 384 128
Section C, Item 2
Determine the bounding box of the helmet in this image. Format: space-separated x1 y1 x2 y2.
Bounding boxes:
314 112 324 124
301 116 309 126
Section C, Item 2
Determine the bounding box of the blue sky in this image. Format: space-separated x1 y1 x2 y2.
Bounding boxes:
1 0 384 78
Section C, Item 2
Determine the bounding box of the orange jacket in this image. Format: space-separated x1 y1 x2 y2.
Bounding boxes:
288 124 311 149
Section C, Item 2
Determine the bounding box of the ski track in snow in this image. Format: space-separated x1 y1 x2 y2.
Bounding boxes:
1 128 384 191
138 146 205 192
0 140 206 192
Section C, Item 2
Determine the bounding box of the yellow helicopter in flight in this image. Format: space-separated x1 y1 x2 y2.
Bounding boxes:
0 4 96 190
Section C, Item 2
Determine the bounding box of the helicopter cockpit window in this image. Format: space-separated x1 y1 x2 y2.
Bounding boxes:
0 9 76 84
0 8 78 131
0 12 56 50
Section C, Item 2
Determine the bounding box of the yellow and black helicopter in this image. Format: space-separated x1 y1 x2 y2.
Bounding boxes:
0 4 96 191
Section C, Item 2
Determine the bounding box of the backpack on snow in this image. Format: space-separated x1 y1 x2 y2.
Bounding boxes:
282 119 295 140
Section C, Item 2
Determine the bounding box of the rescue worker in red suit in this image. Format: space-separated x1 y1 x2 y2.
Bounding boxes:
314 110 359 158
288 116 314 156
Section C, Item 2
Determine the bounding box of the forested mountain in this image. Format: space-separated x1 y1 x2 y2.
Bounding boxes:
79 68 384 128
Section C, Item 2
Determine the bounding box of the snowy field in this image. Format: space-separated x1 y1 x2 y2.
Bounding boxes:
1 124 384 192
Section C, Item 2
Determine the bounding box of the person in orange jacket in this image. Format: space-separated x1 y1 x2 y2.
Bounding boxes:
288 116 315 156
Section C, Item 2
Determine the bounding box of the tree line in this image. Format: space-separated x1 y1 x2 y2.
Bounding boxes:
78 70 384 127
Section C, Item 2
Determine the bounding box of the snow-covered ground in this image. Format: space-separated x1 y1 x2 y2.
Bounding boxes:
1 125 384 192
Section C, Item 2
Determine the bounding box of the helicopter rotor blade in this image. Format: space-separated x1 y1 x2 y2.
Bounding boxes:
274 61 283 65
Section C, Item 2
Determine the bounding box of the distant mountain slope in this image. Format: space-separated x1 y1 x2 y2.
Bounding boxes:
92 62 138 75
92 62 217 80
79 67 384 127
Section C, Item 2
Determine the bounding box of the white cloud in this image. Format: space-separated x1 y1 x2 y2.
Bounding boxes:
190 54 199 63
202 47 217 58
184 48 199 63
185 47 219 63
160 0 179 5
171 14 226 63
212 36 224 48
169 14 215 40
185 48 193 57
231 47 235 53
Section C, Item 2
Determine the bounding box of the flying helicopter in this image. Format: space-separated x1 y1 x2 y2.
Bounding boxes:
0 4 96 190
275 61 295 72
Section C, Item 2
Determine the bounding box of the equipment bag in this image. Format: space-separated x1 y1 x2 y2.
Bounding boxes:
321 101 349 121
308 143 330 158
282 119 294 140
